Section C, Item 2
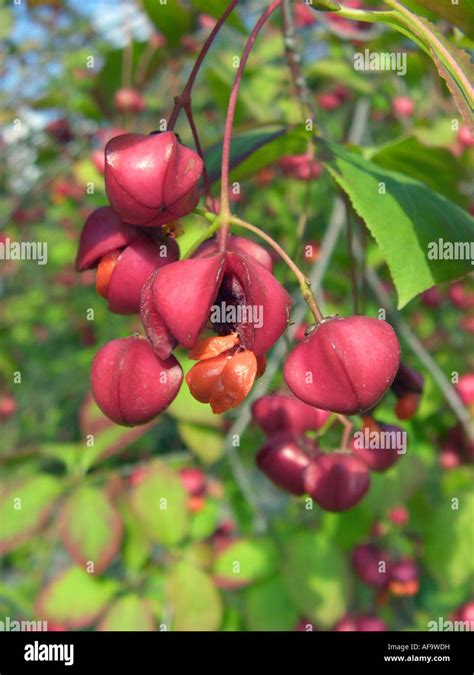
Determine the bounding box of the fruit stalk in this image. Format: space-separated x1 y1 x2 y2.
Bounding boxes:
219 0 283 251
167 0 240 130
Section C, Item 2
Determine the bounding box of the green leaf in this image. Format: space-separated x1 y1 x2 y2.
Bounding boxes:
129 461 189 547
205 125 308 183
364 454 429 514
0 476 62 554
189 499 220 540
368 136 465 206
35 567 117 629
120 502 151 573
166 562 223 631
307 59 372 95
213 538 278 586
245 576 299 631
384 1 473 130
167 352 223 428
98 595 155 631
324 141 474 308
424 492 474 589
79 392 153 469
59 486 123 574
178 423 224 464
282 531 351 628
95 41 164 111
142 0 192 48
400 0 474 39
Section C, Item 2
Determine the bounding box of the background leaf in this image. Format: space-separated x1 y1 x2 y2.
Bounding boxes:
35 567 117 629
324 141 474 308
59 486 123 573
166 561 223 630
98 595 155 631
0 476 62 554
213 538 278 587
282 531 351 628
244 576 299 631
129 461 189 547
424 492 474 589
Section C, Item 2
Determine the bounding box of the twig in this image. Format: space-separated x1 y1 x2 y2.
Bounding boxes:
281 0 317 124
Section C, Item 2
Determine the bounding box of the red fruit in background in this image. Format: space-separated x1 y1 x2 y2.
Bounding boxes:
389 559 419 596
279 153 323 180
455 374 474 406
392 96 415 118
303 241 320 263
105 131 203 227
193 235 273 272
114 88 145 114
439 448 461 470
284 316 400 415
389 505 409 526
256 432 311 495
198 14 217 30
448 281 474 309
460 316 474 333
455 601 474 626
46 117 73 143
294 4 317 27
441 424 474 465
91 337 183 426
351 544 391 589
11 205 45 224
304 452 370 512
251 394 329 436
179 468 206 497
0 394 17 420
391 362 424 398
352 419 404 472
458 125 474 148
141 251 291 359
421 286 443 308
334 615 357 631
356 616 387 631
317 92 341 110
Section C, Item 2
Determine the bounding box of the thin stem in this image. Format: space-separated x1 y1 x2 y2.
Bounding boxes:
281 0 317 125
219 0 283 251
346 206 359 314
182 215 221 259
121 0 134 90
167 0 240 130
230 214 324 322
183 103 213 207
336 413 353 451
135 41 157 86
